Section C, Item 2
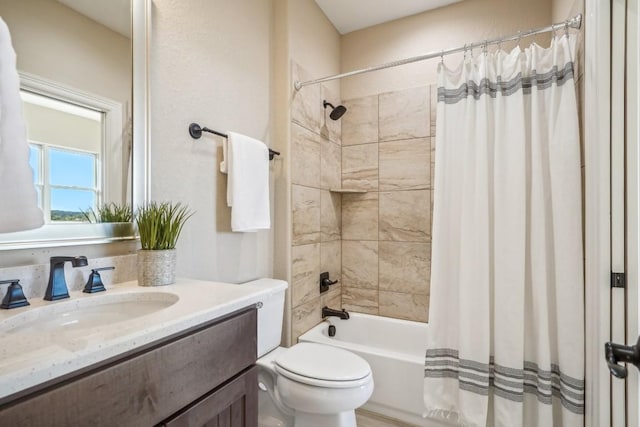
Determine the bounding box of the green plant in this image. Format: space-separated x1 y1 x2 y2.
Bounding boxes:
81 203 133 223
136 202 194 250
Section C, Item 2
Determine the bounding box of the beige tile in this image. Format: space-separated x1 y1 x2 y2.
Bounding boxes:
320 85 342 144
379 242 430 295
291 62 321 134
291 297 321 343
291 123 321 188
430 83 437 137
321 139 342 189
342 192 378 240
342 143 378 190
291 243 321 308
379 291 429 322
342 95 378 145
356 409 416 427
379 190 430 242
321 240 341 284
342 287 378 308
342 240 378 289
320 190 341 242
379 87 429 141
342 304 379 315
321 286 342 309
292 185 321 245
379 138 430 190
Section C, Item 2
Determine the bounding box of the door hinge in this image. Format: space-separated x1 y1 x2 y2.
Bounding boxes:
611 272 626 288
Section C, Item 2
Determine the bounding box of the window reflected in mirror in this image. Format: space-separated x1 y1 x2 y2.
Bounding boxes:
22 90 102 223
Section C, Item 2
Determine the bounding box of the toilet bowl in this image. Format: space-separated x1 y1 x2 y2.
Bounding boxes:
242 279 374 427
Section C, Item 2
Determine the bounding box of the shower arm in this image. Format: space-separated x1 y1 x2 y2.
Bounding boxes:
294 14 582 90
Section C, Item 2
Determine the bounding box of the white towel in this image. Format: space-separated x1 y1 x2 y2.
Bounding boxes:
226 132 270 232
0 17 43 233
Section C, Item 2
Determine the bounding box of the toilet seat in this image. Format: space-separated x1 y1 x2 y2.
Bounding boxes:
274 343 372 389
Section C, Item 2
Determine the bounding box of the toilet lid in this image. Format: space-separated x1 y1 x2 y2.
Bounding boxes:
274 343 371 383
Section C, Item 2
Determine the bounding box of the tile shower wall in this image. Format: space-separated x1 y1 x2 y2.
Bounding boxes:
341 85 437 323
290 62 342 343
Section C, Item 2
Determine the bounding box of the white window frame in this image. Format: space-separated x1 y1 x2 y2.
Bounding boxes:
29 140 101 223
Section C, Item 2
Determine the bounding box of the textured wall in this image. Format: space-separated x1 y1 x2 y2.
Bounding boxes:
149 0 274 283
340 0 552 99
0 0 131 110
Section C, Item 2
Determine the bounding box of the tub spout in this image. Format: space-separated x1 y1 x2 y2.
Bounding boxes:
322 306 349 320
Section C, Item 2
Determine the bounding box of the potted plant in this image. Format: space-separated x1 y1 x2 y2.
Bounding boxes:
135 201 193 286
81 202 133 223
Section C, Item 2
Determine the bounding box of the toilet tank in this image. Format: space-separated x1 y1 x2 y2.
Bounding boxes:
241 278 288 357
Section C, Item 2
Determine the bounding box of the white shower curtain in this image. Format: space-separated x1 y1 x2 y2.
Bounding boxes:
424 35 584 427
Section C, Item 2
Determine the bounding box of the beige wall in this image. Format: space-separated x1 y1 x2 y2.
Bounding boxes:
340 0 552 99
0 0 131 109
552 0 582 21
149 0 274 283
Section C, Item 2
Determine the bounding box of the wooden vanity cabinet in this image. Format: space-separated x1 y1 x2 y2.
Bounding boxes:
0 306 258 427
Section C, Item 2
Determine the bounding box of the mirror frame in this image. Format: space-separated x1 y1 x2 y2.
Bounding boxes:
0 0 150 250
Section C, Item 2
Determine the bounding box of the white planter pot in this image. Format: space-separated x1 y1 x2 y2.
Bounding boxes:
137 249 177 286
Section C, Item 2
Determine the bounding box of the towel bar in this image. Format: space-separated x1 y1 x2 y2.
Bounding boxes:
188 123 280 164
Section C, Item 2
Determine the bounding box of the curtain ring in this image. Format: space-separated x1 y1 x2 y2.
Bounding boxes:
551 23 557 38
516 31 522 48
483 40 488 56
440 50 444 64
463 43 467 59
564 21 570 37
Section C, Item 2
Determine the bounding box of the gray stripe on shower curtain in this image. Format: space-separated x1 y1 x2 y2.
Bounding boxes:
437 62 575 104
425 349 585 414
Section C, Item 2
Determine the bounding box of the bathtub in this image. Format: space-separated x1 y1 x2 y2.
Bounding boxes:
299 313 450 427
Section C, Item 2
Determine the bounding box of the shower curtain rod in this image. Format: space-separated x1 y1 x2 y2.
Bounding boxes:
294 13 582 90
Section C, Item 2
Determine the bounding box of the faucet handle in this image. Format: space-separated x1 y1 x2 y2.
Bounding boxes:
83 267 115 294
0 279 30 309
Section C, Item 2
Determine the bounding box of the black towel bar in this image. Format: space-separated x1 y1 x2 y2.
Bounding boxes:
188 123 280 160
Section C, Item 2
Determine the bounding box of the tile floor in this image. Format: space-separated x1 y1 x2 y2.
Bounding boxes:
356 409 417 427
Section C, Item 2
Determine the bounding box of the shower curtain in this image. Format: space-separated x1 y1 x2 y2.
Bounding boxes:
424 34 584 427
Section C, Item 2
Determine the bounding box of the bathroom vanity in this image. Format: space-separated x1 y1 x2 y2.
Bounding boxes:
0 279 277 426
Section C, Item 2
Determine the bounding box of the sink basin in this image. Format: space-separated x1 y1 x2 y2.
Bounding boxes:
0 291 179 336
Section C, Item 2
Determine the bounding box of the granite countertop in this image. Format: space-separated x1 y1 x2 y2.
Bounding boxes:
0 278 284 404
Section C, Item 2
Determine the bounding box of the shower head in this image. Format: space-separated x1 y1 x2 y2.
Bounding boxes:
323 100 347 120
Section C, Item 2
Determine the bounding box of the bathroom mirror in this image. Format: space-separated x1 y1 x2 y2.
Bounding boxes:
0 0 150 249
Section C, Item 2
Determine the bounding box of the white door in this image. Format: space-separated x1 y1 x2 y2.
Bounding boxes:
606 0 640 425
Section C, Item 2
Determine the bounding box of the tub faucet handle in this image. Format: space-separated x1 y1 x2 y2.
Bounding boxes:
320 272 339 294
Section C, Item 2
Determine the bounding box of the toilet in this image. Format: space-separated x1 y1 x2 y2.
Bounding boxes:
243 279 374 427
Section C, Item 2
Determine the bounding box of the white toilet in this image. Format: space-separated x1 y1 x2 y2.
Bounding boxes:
244 279 374 427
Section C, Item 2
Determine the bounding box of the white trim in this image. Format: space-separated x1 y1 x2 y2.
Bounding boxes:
584 0 613 426
132 0 151 205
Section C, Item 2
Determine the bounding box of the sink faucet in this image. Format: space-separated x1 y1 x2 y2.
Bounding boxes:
45 256 88 301
322 306 350 320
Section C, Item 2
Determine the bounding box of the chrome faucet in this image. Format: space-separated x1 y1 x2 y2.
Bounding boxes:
322 306 350 320
45 256 88 301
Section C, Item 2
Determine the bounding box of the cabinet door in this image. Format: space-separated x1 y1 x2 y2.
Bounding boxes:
0 307 257 426
161 365 258 427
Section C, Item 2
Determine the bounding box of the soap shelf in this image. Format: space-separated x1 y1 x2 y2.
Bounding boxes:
329 188 368 194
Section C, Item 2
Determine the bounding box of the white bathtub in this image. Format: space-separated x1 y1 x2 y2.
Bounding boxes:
299 313 450 427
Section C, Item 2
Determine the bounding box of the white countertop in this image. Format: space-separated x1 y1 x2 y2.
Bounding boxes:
0 278 283 402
